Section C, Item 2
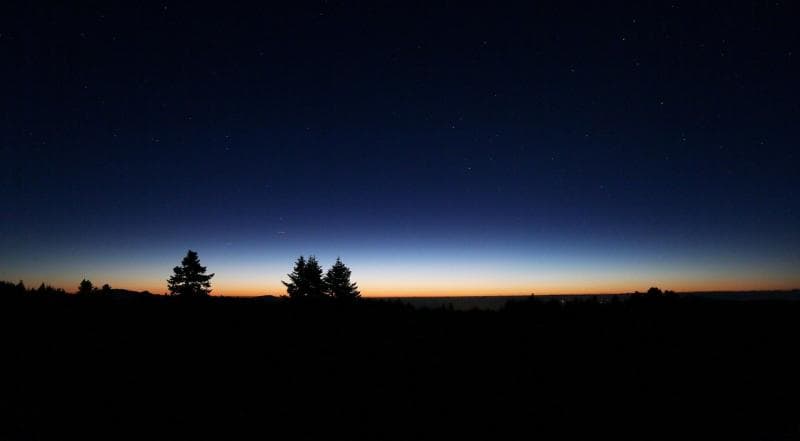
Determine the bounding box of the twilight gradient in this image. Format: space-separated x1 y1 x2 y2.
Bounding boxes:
2 3 799 295
2 212 797 296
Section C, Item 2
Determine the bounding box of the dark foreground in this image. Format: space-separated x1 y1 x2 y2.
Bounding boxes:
2 292 799 440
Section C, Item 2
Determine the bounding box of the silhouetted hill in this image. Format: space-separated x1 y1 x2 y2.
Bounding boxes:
105 288 156 299
682 290 800 301
381 290 800 310
2 288 799 440
380 295 522 310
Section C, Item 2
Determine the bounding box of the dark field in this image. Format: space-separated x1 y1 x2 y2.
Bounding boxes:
3 291 799 440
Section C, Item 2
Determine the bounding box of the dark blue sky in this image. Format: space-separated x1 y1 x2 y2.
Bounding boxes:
2 2 798 295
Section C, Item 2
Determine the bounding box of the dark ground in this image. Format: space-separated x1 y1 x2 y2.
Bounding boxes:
2 291 799 440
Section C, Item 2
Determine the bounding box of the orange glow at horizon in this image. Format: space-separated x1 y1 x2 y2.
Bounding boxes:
37 277 800 297
5 251 798 298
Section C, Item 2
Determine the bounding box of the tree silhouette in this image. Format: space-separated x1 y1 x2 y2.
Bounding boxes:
283 256 307 299
647 287 663 296
283 255 326 300
101 284 112 295
167 250 214 297
78 279 94 295
324 257 360 301
15 280 26 296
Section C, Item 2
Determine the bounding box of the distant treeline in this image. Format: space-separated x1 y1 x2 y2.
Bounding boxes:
0 280 66 297
2 249 360 301
1 276 742 312
4 250 796 306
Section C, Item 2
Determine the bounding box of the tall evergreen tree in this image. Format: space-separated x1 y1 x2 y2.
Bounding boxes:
283 255 307 299
324 257 360 301
303 256 325 299
167 250 214 297
283 255 326 300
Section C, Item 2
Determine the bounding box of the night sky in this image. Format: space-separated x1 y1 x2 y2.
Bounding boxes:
2 2 798 295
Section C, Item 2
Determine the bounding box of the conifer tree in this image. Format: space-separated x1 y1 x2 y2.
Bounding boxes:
167 250 214 296
324 257 360 301
303 256 325 299
283 255 326 299
283 255 307 299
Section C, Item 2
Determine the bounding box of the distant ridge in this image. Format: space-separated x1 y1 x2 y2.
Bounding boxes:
105 288 156 299
681 290 800 302
379 290 800 311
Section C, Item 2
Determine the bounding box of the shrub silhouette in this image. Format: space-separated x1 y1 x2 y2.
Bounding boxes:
167 250 214 297
78 279 94 295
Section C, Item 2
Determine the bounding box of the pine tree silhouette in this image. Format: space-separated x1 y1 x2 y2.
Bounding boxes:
283 256 307 299
304 256 325 299
167 250 214 297
283 255 326 300
324 257 360 301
